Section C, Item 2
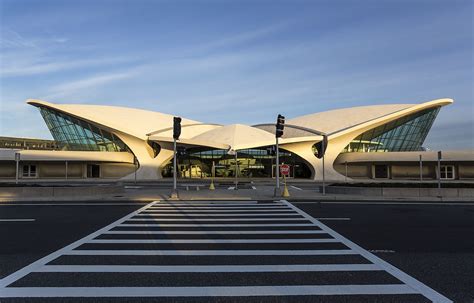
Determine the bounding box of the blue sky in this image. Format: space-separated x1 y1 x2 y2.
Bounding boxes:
0 0 472 150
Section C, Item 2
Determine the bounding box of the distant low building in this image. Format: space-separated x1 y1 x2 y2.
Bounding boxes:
0 98 472 181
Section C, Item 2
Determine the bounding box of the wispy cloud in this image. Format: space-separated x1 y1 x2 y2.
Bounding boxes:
43 69 140 100
1 55 136 77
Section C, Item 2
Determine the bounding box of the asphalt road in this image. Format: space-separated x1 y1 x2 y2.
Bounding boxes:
0 200 472 302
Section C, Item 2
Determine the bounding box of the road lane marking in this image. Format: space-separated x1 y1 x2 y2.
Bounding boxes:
143 208 294 215
136 213 301 217
87 238 338 244
118 223 315 227
281 199 452 303
290 186 303 191
38 264 380 273
0 203 149 206
0 219 35 222
104 230 325 234
148 206 289 210
64 249 358 256
0 199 452 302
154 202 262 206
0 201 156 288
127 217 308 221
0 285 418 297
317 218 351 221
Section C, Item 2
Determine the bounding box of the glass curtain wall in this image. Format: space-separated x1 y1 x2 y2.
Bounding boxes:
162 146 312 178
343 107 440 153
38 107 129 152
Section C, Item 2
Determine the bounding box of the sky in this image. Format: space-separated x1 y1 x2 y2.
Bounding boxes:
0 0 472 150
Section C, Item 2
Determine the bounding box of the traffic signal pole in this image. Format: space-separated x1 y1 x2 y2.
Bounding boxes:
275 136 280 192
173 138 177 192
322 137 325 195
274 114 285 197
171 117 181 199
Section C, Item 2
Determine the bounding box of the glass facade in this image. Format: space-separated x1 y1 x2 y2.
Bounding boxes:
38 107 129 152
343 107 440 153
162 146 312 178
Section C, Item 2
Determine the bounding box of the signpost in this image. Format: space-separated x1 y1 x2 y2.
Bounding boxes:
171 117 181 199
227 149 238 190
15 152 20 185
280 164 290 176
437 151 442 191
280 164 290 197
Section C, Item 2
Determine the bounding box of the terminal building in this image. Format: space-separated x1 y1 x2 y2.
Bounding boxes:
0 98 473 182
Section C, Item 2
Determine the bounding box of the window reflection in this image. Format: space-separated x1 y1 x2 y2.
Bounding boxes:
38 107 129 152
343 107 440 153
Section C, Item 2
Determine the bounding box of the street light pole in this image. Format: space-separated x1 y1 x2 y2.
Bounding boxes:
419 154 423 183
15 152 20 185
322 137 326 196
234 150 238 190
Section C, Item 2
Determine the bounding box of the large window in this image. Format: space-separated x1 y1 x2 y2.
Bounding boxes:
162 147 312 179
343 107 440 153
38 107 129 152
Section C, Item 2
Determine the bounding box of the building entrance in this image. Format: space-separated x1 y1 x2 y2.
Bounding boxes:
162 146 312 179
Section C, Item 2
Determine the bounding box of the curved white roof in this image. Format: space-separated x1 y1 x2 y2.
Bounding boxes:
27 99 202 140
28 98 453 149
287 98 453 136
191 124 275 150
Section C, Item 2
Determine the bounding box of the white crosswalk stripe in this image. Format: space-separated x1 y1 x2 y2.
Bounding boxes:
0 200 452 302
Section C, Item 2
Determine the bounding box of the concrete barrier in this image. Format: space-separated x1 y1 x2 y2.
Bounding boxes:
321 186 474 198
0 186 124 198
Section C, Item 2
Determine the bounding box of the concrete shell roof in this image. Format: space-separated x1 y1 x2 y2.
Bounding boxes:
191 124 276 150
27 99 201 140
28 98 453 148
287 99 453 136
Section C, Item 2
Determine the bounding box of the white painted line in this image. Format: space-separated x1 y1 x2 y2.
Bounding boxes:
142 209 293 213
127 217 308 222
280 200 453 303
0 219 35 222
0 201 157 288
136 213 301 217
252 186 257 190
87 238 338 244
155 203 263 206
148 206 290 210
104 230 326 235
118 223 315 227
65 249 357 256
38 264 380 273
0 203 149 206
227 187 235 190
291 185 303 191
0 285 418 297
292 201 474 206
316 218 351 221
369 250 396 253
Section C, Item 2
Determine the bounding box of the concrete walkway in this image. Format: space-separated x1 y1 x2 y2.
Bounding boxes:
1 185 473 203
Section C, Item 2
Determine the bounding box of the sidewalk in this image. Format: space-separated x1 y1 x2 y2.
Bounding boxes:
1 185 473 203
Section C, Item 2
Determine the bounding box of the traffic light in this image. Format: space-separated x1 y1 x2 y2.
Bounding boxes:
276 114 285 138
314 135 328 159
173 117 182 140
177 146 187 157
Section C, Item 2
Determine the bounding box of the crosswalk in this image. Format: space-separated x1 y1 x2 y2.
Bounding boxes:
0 200 451 302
